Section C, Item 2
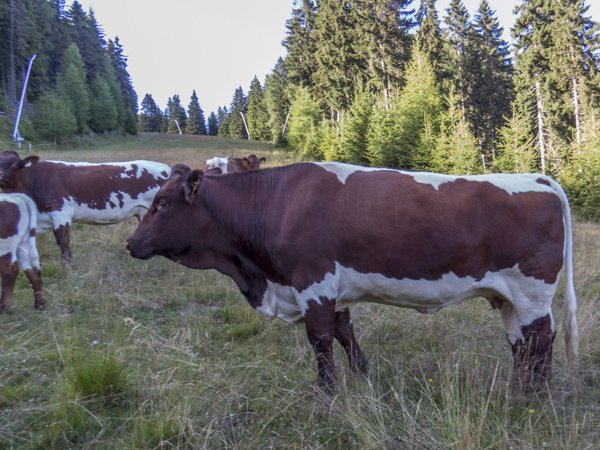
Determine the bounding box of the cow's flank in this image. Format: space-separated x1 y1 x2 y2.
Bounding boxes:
126 162 577 390
0 193 45 311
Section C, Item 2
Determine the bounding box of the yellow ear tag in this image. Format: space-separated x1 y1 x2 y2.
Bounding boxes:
190 181 199 197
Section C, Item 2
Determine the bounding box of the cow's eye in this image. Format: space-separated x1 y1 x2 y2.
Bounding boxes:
156 199 169 211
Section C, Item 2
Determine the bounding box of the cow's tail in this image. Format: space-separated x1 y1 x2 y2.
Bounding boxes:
547 177 578 379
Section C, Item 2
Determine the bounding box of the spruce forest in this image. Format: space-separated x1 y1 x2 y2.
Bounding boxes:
2 0 600 217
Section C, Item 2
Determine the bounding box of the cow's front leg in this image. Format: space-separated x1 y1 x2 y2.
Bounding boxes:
304 297 337 389
53 224 72 266
0 256 19 312
334 308 370 376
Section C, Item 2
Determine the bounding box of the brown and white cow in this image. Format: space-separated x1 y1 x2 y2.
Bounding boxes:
202 154 266 174
0 193 45 311
0 151 171 264
126 162 578 389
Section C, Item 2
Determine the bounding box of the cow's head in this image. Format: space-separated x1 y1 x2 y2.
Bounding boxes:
126 164 210 263
0 151 39 190
242 154 266 171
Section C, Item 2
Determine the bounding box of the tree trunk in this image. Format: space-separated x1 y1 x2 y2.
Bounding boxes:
9 0 17 106
240 112 251 140
572 77 581 145
535 80 547 175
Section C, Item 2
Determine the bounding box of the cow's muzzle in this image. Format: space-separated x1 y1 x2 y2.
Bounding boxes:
125 239 153 260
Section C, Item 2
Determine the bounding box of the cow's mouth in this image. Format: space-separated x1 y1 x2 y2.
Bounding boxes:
125 240 156 260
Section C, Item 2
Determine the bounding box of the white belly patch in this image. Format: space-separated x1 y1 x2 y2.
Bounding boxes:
255 262 559 334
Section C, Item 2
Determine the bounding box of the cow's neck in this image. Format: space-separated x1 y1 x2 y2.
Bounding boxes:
200 175 273 309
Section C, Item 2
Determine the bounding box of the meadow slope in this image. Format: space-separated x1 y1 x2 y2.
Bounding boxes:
0 133 599 449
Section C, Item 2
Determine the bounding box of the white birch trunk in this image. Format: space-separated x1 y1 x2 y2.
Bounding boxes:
535 80 547 175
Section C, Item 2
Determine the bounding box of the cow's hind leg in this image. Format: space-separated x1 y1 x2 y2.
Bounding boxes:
17 236 46 310
334 308 370 376
0 255 20 312
501 302 556 389
23 268 45 310
53 224 72 266
304 297 337 389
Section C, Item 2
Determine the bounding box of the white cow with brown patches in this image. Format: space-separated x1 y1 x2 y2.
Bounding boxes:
0 151 171 265
202 154 266 174
0 193 45 311
126 162 578 390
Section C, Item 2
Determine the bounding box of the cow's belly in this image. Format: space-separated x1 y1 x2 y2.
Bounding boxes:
256 262 559 326
36 193 155 231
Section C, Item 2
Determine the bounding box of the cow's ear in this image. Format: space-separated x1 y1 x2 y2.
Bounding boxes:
22 155 40 167
184 169 204 204
259 157 266 163
171 164 190 178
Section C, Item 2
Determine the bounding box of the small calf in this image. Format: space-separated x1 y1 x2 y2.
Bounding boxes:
0 193 45 311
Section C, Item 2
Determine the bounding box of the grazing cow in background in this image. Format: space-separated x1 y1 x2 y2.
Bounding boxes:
0 193 45 311
0 151 171 265
202 154 266 174
126 162 578 390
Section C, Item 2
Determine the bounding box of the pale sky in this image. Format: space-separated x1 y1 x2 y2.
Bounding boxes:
76 0 599 116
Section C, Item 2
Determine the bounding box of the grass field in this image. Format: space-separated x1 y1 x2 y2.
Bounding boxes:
1 133 599 449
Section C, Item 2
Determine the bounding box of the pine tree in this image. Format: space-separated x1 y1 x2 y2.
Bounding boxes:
547 0 600 146
89 74 117 132
65 2 106 85
443 0 471 112
246 76 271 141
166 94 186 134
186 90 207 135
265 58 291 144
283 0 317 87
217 106 230 138
560 108 600 218
107 37 138 114
1 0 28 105
228 86 248 139
416 0 449 89
312 0 363 115
448 118 483 175
358 0 415 110
207 112 218 136
320 112 344 161
468 0 513 160
434 85 482 175
33 90 77 142
286 86 323 159
102 62 126 129
138 93 162 132
47 0 72 86
56 42 89 133
512 0 557 175
495 102 537 174
341 86 373 166
368 42 442 170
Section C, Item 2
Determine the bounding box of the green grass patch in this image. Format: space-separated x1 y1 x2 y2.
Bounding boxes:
0 135 598 448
